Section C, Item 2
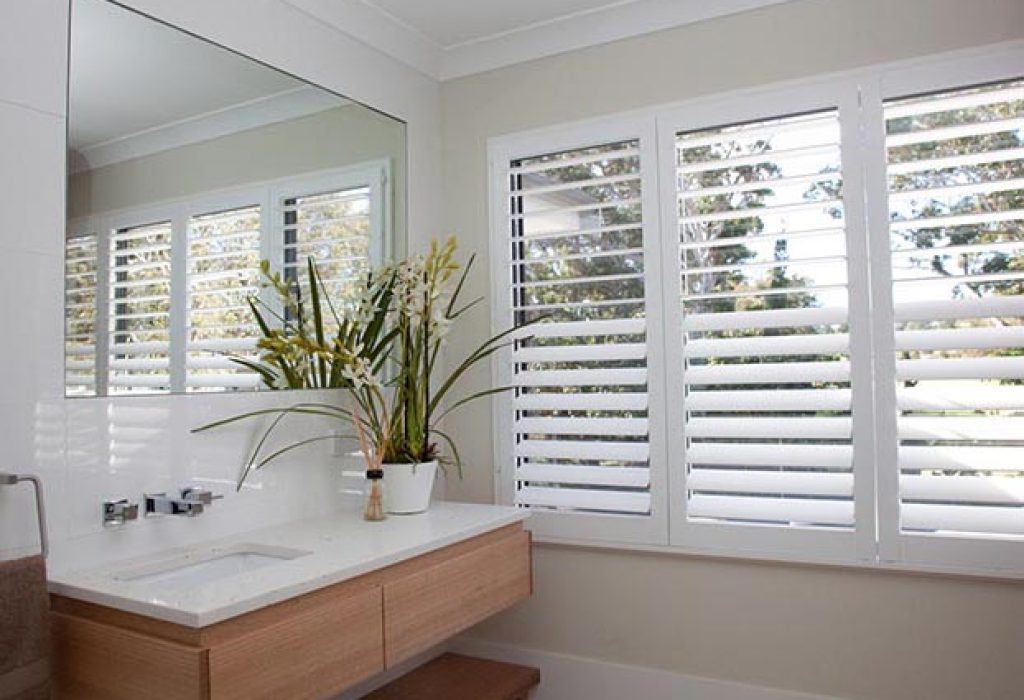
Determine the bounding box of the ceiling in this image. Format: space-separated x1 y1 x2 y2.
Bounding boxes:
284 0 797 80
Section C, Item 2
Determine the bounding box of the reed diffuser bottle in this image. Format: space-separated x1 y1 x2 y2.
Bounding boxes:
364 469 385 521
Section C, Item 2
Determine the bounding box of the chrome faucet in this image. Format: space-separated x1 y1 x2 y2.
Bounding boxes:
144 488 222 517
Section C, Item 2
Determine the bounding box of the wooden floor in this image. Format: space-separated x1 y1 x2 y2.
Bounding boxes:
363 653 540 700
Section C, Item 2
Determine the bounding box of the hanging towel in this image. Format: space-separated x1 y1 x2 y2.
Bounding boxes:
0 555 50 700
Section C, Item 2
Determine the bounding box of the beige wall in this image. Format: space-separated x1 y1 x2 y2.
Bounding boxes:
68 103 407 252
440 0 1024 698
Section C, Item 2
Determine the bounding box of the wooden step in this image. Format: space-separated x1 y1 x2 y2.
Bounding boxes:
363 653 540 700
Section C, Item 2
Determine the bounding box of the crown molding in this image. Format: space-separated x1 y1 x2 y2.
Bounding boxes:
277 0 798 82
281 0 442 79
438 0 797 80
71 86 345 173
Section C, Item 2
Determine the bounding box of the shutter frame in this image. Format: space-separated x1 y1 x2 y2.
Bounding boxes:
490 115 669 545
661 79 875 560
883 77 1024 544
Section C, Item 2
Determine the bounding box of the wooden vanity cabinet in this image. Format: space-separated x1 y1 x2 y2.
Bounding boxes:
50 523 531 700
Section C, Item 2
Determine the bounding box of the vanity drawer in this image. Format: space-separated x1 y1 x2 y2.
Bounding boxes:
382 529 531 666
207 584 384 700
52 612 207 700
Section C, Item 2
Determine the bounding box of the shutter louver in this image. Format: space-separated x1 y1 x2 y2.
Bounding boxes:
186 205 263 391
506 140 652 516
675 110 856 529
884 78 1024 538
108 221 173 394
65 232 99 397
282 186 373 324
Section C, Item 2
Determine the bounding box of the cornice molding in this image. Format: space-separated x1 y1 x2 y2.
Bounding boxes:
281 0 798 82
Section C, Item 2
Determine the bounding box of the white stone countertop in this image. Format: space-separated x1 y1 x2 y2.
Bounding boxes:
48 501 528 628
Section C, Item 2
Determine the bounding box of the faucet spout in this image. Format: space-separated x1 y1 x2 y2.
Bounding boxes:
143 492 207 517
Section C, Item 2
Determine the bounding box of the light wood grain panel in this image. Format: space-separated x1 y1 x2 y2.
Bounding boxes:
51 612 207 700
207 585 383 700
371 523 524 585
198 575 377 648
383 530 532 666
50 595 203 647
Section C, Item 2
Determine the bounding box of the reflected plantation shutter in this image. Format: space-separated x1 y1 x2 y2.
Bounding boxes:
186 205 263 392
65 164 389 398
280 181 377 332
65 232 99 397
494 124 666 543
883 78 1024 540
107 220 174 394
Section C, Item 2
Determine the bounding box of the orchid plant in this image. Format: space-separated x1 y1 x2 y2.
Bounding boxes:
194 237 532 490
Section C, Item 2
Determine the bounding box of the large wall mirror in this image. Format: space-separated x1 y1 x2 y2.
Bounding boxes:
65 0 407 398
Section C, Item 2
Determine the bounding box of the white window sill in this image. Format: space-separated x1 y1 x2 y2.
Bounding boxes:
531 533 1024 582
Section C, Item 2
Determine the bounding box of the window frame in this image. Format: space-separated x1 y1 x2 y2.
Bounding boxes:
863 46 1024 576
488 42 1024 577
65 159 391 398
656 78 879 563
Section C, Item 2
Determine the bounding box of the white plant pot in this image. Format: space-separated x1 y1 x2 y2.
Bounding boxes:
382 461 437 514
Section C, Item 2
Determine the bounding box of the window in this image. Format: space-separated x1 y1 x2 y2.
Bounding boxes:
671 107 867 556
65 162 389 397
881 78 1024 559
495 129 666 544
490 49 1022 574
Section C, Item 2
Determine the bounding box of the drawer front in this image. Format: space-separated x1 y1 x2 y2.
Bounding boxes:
52 612 206 700
383 530 531 666
208 585 384 700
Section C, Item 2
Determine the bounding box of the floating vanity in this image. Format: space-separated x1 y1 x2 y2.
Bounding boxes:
48 503 531 699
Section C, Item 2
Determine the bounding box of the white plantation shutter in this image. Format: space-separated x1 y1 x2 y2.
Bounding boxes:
494 127 666 544
107 221 173 394
186 205 263 392
883 78 1024 540
671 109 862 542
491 53 1023 573
65 232 99 397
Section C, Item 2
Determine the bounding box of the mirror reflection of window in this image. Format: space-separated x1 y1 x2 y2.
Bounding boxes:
64 166 389 397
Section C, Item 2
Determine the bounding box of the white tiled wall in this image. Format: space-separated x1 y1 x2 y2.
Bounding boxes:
0 0 442 574
0 0 71 564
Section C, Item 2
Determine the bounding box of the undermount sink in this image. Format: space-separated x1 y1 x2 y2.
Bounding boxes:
114 544 311 590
